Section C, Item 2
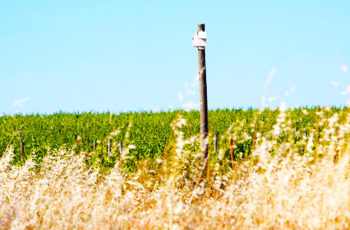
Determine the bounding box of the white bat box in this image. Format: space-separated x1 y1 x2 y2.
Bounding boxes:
192 31 207 49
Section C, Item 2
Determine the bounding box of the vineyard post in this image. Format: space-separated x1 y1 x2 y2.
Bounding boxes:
18 128 24 154
93 141 97 150
102 140 105 154
120 141 123 154
20 140 24 155
214 133 218 152
108 137 112 156
229 137 234 169
193 23 209 159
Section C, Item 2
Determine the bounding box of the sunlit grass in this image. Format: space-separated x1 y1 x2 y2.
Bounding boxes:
1 108 350 229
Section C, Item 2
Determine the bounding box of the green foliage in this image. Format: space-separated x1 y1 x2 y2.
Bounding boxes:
0 112 132 166
0 111 177 173
0 107 348 173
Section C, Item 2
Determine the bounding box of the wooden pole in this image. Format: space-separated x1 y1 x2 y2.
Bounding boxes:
102 140 105 154
120 141 123 155
18 128 24 154
20 140 24 155
197 23 209 159
229 137 234 169
214 133 218 152
108 137 112 156
93 141 97 151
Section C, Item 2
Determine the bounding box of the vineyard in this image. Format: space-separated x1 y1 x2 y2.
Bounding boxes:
1 107 350 228
0 107 347 172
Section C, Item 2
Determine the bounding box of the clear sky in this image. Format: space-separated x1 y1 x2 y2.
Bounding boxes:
1 0 350 114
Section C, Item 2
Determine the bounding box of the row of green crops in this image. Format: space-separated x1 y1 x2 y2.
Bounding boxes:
180 107 348 164
0 113 129 165
0 107 349 172
180 109 279 157
0 112 177 170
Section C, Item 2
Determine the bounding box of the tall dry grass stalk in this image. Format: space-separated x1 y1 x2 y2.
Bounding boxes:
1 110 350 229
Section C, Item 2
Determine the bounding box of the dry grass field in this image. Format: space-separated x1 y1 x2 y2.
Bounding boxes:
1 108 350 229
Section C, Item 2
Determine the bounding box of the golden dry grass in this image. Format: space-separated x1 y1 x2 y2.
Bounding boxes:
1 110 350 229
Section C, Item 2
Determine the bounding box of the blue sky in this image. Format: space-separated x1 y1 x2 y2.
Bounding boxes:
1 1 350 114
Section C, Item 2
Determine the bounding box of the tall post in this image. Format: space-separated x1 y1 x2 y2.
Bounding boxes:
197 23 209 159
